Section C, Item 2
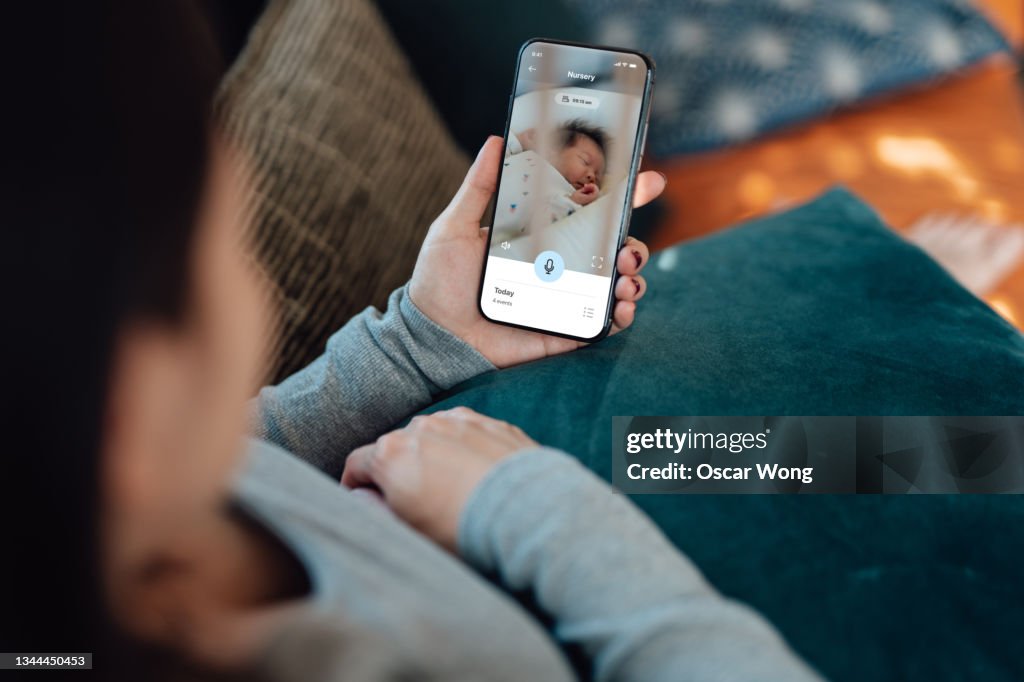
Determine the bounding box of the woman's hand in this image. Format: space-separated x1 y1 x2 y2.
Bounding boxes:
341 407 536 551
409 136 665 369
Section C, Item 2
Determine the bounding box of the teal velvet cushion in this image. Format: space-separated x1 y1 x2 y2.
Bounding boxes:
421 189 1024 681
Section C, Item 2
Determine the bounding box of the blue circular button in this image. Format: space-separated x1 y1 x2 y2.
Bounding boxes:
533 250 565 282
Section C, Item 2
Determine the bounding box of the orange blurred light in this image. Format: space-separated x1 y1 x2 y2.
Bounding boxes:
987 294 1019 326
874 135 959 175
737 171 775 211
980 198 1009 223
825 142 865 179
991 135 1023 172
875 135 984 200
760 142 797 173
951 173 980 200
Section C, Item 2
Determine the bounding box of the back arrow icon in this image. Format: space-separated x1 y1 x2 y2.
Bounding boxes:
528 66 537 72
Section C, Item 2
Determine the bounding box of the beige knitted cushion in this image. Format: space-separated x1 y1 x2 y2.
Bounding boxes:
218 0 469 384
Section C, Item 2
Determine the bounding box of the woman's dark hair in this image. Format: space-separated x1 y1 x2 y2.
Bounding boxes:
2 2 224 678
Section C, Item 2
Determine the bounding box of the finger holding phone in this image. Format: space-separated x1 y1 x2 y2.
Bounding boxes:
409 135 661 369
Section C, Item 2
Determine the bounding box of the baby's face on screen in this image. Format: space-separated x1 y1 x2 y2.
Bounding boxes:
551 135 605 191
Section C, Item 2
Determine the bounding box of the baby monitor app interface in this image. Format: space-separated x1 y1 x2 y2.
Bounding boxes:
482 41 650 339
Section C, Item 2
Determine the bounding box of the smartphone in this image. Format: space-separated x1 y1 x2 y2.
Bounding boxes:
478 38 655 342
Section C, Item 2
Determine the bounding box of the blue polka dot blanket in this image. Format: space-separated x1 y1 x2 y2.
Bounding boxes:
567 0 1010 156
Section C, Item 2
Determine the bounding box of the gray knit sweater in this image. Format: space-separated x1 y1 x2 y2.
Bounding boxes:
246 285 820 681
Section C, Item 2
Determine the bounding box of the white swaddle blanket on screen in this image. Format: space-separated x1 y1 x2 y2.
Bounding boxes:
492 132 625 273
491 132 582 241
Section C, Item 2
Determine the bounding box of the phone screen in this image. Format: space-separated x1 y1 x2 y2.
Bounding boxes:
479 39 653 341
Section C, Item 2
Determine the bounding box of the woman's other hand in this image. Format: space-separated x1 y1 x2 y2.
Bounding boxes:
409 136 665 369
341 407 536 550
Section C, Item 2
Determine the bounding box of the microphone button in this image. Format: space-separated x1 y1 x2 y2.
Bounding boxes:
533 250 565 282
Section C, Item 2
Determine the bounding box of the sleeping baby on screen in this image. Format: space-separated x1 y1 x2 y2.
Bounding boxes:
491 118 610 244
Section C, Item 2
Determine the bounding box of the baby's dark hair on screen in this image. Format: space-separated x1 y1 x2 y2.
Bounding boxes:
557 118 608 157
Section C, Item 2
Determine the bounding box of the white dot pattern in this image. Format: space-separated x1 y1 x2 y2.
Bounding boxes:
821 48 863 101
563 0 1009 156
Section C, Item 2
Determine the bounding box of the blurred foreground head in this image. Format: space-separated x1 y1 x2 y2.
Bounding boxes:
3 2 266 678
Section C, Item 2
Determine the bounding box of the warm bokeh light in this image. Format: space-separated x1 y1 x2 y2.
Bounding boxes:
737 171 776 211
980 198 1009 223
824 142 865 180
874 135 986 200
991 134 1022 172
987 294 1019 327
874 135 959 176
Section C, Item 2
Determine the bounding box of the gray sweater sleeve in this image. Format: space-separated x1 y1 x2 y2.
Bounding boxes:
459 448 823 682
253 285 495 477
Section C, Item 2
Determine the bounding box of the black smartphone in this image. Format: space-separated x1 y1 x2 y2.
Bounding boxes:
478 38 655 342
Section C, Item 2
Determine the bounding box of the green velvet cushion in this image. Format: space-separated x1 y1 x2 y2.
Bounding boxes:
422 189 1024 681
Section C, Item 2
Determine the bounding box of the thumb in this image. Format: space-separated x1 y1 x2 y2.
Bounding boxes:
441 135 504 229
